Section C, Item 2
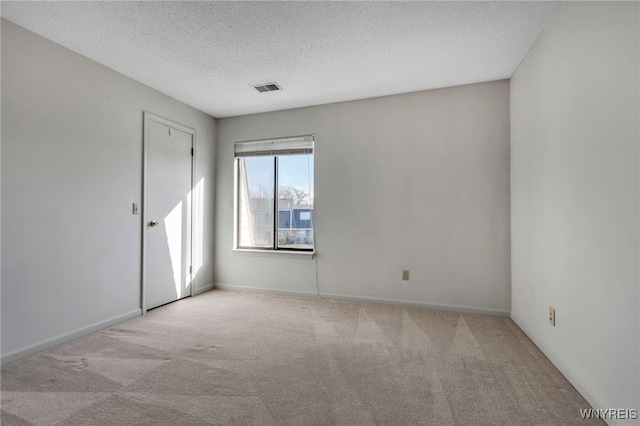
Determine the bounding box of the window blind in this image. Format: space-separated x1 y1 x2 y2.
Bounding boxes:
234 135 314 157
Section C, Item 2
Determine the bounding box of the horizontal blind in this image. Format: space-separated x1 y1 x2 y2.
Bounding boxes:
234 135 313 157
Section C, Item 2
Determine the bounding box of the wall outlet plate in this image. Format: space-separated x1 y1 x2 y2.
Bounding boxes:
549 307 555 326
401 270 409 281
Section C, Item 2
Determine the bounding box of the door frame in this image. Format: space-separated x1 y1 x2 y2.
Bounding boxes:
142 112 196 314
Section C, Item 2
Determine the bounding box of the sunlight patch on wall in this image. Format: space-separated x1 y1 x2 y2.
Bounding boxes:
192 177 205 275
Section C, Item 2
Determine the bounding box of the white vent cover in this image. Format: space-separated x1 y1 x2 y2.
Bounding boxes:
253 82 282 93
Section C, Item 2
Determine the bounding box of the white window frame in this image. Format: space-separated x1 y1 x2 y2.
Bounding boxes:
233 135 314 253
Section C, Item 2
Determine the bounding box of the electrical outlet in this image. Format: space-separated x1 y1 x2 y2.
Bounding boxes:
549 307 555 326
401 270 409 281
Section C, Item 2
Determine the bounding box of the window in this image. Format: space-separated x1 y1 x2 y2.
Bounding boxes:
278 210 292 229
235 135 314 251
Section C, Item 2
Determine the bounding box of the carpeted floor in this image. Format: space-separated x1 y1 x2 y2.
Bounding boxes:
1 289 603 425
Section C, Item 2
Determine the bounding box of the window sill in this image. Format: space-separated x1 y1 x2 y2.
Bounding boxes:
231 248 315 259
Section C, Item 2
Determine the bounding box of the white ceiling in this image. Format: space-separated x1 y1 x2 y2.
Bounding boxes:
1 1 559 118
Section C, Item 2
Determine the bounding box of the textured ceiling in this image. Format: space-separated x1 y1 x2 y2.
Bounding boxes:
1 1 559 118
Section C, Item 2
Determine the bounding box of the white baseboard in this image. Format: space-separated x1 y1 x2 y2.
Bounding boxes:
213 283 510 317
511 313 626 426
214 283 318 298
321 292 511 317
1 309 142 365
193 282 214 296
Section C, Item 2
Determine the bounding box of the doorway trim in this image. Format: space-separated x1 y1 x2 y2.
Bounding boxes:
142 112 196 314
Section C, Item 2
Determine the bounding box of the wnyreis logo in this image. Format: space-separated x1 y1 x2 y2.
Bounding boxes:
580 408 638 420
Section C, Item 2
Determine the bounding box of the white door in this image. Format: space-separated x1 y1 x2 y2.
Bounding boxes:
144 114 193 311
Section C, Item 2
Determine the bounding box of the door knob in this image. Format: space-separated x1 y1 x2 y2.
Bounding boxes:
149 220 160 227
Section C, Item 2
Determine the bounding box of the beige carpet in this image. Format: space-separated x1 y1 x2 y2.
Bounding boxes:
1 289 602 425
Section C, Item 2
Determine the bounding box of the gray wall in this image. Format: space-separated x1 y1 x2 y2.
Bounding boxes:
215 80 511 315
1 20 216 360
511 2 639 420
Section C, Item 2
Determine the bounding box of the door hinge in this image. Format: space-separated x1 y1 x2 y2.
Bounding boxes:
191 147 194 156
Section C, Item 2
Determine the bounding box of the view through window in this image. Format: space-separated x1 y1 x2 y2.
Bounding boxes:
235 136 314 251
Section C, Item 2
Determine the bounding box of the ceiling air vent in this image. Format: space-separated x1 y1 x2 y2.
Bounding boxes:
253 82 282 93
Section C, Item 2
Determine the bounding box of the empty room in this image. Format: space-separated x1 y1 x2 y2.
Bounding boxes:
1 1 638 425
